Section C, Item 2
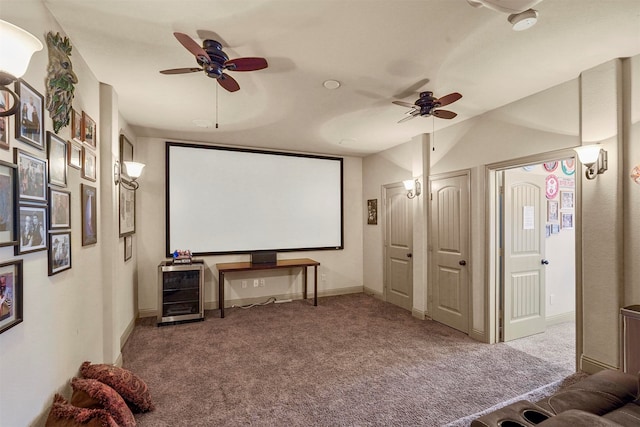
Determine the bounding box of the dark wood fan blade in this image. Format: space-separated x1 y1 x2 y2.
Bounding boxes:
398 115 417 123
432 109 457 119
225 57 268 71
437 92 462 107
173 32 211 62
392 100 417 108
159 67 202 75
218 73 240 92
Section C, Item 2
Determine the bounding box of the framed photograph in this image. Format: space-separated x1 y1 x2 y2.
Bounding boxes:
0 160 17 247
124 235 132 261
82 111 96 148
0 259 23 335
119 134 134 180
81 147 96 181
0 90 9 150
367 199 377 225
47 131 67 187
48 231 71 276
119 185 135 237
560 190 574 210
545 224 551 238
67 140 82 169
15 79 44 150
551 223 560 234
16 204 47 255
547 200 559 223
81 183 97 246
561 212 574 229
71 109 82 142
15 148 47 203
49 188 71 229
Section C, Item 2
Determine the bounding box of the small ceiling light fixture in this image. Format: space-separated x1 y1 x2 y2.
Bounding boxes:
508 8 539 31
114 160 146 190
323 79 341 90
403 179 422 199
574 144 608 180
0 19 43 117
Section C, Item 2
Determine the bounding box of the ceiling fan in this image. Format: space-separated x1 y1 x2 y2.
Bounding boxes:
159 32 268 92
392 91 462 123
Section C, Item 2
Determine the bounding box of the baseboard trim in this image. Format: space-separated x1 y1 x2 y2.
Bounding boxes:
138 308 157 318
546 311 575 327
363 287 383 300
581 355 618 374
119 314 137 350
412 308 426 320
114 353 123 368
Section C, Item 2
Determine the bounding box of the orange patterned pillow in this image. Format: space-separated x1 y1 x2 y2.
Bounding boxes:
70 377 136 427
80 361 154 412
45 394 118 427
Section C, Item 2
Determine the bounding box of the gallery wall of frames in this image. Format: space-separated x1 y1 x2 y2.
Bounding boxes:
0 78 99 335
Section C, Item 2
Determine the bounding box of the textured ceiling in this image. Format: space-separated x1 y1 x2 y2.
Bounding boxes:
43 0 640 156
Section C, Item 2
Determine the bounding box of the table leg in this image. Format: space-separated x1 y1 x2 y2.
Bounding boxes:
218 271 225 318
314 265 318 306
303 267 308 300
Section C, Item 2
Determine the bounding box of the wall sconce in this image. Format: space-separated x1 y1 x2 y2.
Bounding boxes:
0 20 43 117
574 145 608 180
114 160 146 190
403 179 421 199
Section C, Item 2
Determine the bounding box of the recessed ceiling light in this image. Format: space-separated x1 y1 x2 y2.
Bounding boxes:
508 9 538 31
323 80 341 90
192 119 213 128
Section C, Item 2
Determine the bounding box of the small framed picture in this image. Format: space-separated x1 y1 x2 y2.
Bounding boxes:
67 140 82 169
82 111 97 149
16 204 47 255
71 109 82 142
15 148 47 203
547 200 559 223
119 134 134 181
49 188 71 230
545 224 551 238
560 191 574 210
124 235 132 261
561 212 574 229
0 259 23 335
0 91 9 150
551 223 560 234
119 185 135 237
0 160 17 247
15 79 45 150
367 199 377 225
81 147 96 181
48 231 71 276
81 183 97 246
47 132 67 188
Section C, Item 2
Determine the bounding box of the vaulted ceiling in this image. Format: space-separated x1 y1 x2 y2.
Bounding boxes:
43 0 640 156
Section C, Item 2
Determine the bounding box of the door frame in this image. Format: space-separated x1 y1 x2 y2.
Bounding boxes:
485 148 582 369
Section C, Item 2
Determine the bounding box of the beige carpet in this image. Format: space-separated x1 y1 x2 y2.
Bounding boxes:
122 293 576 426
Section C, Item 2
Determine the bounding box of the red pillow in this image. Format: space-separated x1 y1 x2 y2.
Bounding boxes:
45 394 118 427
80 361 154 412
70 377 136 427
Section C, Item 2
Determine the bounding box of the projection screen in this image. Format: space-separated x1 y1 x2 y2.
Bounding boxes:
166 142 344 256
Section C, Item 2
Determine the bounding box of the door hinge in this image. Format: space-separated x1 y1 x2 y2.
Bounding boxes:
430 193 433 201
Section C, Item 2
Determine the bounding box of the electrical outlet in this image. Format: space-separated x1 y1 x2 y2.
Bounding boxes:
242 280 247 289
253 279 259 288
259 279 265 287
549 294 555 305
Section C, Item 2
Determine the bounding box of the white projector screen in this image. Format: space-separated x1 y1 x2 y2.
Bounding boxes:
166 142 344 256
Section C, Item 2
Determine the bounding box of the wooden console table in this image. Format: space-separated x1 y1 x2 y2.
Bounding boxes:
216 258 320 318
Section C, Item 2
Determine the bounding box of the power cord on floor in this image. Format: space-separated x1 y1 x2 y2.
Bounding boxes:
232 297 276 309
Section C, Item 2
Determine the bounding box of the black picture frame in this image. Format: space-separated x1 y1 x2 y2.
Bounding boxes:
0 259 23 335
81 183 97 246
81 146 96 181
16 204 47 255
0 160 17 247
367 199 377 225
124 235 132 261
49 188 71 230
48 231 72 276
119 134 134 181
15 79 45 150
15 148 47 204
47 131 67 188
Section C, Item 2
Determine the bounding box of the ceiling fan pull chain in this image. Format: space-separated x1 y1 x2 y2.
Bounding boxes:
432 116 436 151
215 82 219 129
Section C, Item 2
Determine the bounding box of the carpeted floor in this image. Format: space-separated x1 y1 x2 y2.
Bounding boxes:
122 293 576 426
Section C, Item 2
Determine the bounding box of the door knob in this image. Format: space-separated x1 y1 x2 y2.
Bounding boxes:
407 253 413 258
459 260 466 266
541 259 549 265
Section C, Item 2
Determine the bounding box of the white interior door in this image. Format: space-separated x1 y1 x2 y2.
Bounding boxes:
430 173 469 333
384 184 413 311
502 170 547 341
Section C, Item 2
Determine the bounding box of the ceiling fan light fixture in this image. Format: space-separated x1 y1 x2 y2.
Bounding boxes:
508 9 538 31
